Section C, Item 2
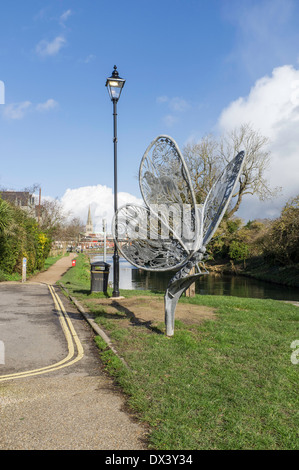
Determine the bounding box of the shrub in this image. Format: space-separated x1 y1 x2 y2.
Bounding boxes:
229 240 249 267
0 197 52 275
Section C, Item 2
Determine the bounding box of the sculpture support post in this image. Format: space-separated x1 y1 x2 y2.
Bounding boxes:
164 291 178 336
112 99 120 297
165 270 205 336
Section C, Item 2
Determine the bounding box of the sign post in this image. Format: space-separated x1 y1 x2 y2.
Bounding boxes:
22 257 27 283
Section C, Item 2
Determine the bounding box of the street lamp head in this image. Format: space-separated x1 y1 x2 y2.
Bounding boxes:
106 65 125 102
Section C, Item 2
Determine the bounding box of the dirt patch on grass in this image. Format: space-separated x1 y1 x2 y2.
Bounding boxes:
87 296 216 327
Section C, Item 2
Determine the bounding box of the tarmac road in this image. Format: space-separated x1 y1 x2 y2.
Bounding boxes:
0 260 148 450
0 283 67 375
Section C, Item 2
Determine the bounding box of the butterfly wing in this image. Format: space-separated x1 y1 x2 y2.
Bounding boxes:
112 203 192 271
139 135 202 253
202 151 246 246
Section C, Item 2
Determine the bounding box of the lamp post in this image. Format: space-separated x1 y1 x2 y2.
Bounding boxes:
106 65 125 298
102 218 107 263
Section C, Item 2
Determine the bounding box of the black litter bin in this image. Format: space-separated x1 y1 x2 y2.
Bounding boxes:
90 261 110 292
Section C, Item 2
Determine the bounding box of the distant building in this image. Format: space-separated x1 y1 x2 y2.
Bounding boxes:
85 205 94 236
0 190 36 213
0 190 43 223
77 207 115 249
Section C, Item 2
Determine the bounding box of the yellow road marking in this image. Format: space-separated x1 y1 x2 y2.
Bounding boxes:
0 285 84 382
51 286 84 359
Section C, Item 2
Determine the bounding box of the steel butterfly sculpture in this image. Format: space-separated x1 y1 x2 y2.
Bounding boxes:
112 135 245 335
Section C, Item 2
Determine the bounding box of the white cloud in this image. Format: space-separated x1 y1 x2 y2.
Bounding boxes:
156 95 168 104
2 99 58 120
34 8 47 20
157 96 190 112
36 36 66 57
218 64 299 219
163 114 178 127
36 99 58 111
169 97 190 112
222 0 298 78
81 54 96 64
60 185 143 233
2 101 32 119
157 96 190 128
60 9 72 23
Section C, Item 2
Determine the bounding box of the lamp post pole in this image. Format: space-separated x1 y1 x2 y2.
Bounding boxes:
103 219 107 263
106 66 125 298
112 99 119 297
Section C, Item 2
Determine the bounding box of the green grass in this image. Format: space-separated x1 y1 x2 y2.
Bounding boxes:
0 269 22 281
57 253 164 300
59 254 299 450
57 253 112 299
43 253 66 270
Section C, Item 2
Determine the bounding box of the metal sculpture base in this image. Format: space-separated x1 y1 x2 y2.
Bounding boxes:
164 259 208 336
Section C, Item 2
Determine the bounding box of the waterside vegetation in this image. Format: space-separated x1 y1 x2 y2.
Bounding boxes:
205 194 299 288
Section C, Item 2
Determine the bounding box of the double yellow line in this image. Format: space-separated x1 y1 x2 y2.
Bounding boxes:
0 285 84 382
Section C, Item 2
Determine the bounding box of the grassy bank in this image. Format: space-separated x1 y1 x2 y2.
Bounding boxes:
42 253 66 270
207 257 299 288
243 259 299 288
59 254 299 450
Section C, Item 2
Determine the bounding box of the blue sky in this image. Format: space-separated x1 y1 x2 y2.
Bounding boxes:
1 0 299 229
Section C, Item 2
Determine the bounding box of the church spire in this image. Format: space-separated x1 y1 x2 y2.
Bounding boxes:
85 205 93 235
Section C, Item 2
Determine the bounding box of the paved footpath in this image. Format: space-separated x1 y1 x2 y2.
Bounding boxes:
29 253 78 285
0 255 148 450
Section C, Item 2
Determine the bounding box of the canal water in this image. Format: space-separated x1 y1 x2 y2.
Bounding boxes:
90 254 299 302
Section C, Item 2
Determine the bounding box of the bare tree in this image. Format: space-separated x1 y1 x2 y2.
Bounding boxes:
39 199 68 237
182 135 222 204
219 123 281 218
61 217 85 242
182 124 280 218
22 183 40 195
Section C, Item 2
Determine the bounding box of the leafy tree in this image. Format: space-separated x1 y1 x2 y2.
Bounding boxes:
206 215 244 260
206 215 269 264
0 198 13 233
0 198 51 275
262 195 299 265
229 240 249 267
